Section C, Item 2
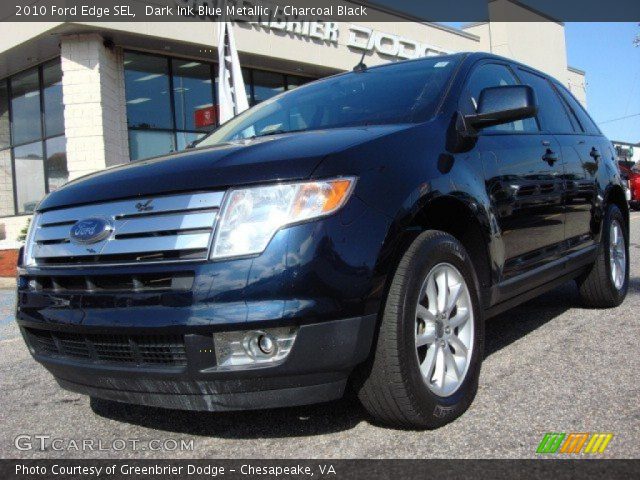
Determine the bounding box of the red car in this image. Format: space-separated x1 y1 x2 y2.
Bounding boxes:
618 160 640 210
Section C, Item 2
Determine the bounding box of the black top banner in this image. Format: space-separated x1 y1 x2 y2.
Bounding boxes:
1 0 639 22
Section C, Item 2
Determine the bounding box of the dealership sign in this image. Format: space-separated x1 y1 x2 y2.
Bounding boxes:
178 0 448 59
243 21 449 59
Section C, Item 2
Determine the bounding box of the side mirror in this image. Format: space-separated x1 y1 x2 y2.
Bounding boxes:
464 85 538 131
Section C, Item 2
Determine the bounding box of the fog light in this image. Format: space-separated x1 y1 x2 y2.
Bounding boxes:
213 327 297 370
258 334 275 355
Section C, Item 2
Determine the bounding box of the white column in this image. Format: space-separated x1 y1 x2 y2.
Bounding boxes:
0 149 13 217
60 34 129 181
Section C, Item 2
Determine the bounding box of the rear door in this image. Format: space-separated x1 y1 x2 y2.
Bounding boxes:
462 62 565 280
550 80 602 249
515 69 598 253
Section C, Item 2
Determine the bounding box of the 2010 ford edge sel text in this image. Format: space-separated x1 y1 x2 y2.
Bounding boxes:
16 53 629 428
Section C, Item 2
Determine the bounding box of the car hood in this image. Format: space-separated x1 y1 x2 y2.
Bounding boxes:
38 125 408 211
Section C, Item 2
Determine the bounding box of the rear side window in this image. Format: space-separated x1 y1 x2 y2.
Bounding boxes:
517 69 574 134
554 83 601 135
462 63 538 133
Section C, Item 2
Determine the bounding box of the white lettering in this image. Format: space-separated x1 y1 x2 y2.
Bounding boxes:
14 435 31 451
346 25 450 59
347 24 374 50
308 22 325 40
374 32 400 57
251 20 445 58
324 22 339 42
145 5 173 16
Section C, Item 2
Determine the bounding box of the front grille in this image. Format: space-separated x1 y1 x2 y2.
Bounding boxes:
26 272 194 293
24 328 187 367
29 191 224 267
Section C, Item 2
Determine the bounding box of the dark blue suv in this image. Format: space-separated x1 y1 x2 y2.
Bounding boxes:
16 53 629 428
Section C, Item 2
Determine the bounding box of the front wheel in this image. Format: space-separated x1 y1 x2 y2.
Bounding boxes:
356 230 484 429
576 204 629 308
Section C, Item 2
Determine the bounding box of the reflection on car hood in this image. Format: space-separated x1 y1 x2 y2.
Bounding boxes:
38 125 409 211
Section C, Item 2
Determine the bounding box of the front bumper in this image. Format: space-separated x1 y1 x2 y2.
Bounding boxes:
16 206 390 411
20 314 377 411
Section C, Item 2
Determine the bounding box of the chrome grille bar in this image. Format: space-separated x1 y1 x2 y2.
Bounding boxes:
113 211 217 237
31 191 224 267
38 192 223 226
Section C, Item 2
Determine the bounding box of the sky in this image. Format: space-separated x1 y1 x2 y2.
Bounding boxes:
443 22 639 143
563 23 639 143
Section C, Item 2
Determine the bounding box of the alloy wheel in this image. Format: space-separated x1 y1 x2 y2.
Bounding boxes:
609 219 626 290
415 263 474 397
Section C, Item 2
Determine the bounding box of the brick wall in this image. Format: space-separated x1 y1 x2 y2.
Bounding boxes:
61 34 129 180
0 248 18 277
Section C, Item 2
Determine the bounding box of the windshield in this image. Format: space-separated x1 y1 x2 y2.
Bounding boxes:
197 55 460 147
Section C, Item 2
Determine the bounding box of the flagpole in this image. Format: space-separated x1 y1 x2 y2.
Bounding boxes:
217 0 248 123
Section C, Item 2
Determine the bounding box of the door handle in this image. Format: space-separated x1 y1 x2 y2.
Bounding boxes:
542 148 558 166
590 147 601 161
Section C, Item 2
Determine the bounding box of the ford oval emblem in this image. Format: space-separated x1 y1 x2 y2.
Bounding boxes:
69 218 113 245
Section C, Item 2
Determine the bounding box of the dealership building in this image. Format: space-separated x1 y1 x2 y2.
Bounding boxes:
0 0 588 255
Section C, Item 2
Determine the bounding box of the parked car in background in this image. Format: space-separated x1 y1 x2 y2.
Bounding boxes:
618 160 640 210
16 53 629 429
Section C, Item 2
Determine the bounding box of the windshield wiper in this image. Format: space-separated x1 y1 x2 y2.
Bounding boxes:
251 128 306 139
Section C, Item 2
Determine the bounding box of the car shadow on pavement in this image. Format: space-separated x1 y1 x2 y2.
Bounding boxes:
90 394 365 439
90 278 634 438
485 275 640 358
484 281 579 357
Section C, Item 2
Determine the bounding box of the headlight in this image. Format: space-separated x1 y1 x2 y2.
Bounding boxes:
211 177 356 259
22 213 41 267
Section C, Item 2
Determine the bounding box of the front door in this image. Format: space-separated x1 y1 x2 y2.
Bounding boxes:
481 135 565 278
460 61 565 280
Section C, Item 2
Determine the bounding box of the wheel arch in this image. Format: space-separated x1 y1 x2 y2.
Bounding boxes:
604 184 630 237
378 194 494 309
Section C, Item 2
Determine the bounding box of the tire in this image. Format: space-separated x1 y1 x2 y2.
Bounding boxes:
576 204 629 308
356 230 484 429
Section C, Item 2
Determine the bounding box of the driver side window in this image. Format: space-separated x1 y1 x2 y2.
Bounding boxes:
463 63 538 133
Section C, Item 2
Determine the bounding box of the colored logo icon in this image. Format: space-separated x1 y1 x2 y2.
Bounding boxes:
537 433 613 454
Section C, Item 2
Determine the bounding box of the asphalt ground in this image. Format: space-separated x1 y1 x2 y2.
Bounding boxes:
1 211 639 459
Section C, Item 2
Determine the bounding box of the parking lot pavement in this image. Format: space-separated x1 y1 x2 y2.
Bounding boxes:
1 213 639 459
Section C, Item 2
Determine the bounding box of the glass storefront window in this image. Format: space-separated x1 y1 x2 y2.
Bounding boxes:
1 59 67 216
0 80 9 150
252 71 285 105
176 131 205 151
14 141 45 214
10 69 41 145
129 130 175 161
124 52 172 129
286 75 312 90
173 60 215 132
43 60 64 137
122 51 316 160
45 135 67 192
